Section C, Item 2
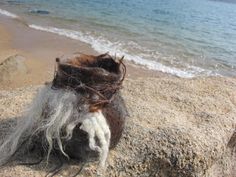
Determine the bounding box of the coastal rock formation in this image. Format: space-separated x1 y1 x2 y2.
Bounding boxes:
0 55 28 83
0 77 235 177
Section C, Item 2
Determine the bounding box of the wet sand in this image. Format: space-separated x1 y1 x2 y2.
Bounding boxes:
0 16 168 89
0 15 236 177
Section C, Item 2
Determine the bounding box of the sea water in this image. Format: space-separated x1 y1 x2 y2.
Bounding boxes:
0 0 236 77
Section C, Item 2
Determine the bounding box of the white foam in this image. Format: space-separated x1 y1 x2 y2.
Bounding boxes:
0 8 18 19
29 24 213 78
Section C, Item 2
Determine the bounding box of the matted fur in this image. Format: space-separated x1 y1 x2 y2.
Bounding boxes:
0 53 127 170
0 84 111 166
0 84 81 164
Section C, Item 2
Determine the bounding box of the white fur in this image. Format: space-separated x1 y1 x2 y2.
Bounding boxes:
0 84 111 168
80 110 111 167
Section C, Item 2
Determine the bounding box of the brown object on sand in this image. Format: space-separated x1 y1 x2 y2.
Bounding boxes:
0 53 127 170
52 53 126 112
51 53 128 159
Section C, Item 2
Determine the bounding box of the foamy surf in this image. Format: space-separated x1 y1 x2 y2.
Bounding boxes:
0 8 215 78
0 8 18 18
29 24 214 78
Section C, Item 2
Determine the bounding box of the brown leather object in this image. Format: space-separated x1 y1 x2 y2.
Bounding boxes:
64 93 127 161
52 53 126 111
50 53 128 160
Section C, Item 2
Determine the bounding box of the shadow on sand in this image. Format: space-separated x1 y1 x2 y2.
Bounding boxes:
0 116 94 177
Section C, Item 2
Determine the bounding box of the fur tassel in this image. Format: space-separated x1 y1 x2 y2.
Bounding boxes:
0 83 111 167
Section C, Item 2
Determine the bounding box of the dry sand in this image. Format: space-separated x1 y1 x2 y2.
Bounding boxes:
0 77 235 177
0 16 236 177
0 16 169 176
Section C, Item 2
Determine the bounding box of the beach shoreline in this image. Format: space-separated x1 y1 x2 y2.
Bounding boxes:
0 13 236 177
0 16 169 89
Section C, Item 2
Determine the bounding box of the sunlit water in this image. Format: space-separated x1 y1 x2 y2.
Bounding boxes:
0 0 236 77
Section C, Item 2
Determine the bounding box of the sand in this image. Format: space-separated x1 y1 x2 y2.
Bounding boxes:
0 15 236 177
0 77 236 177
0 19 51 89
0 16 168 176
0 16 167 90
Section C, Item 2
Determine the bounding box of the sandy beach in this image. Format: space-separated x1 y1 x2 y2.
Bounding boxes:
0 15 236 177
0 16 167 89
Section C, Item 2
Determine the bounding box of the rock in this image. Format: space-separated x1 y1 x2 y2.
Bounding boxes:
29 9 50 15
0 55 28 82
0 77 235 177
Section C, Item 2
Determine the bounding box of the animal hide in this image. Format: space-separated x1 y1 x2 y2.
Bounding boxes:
0 53 128 169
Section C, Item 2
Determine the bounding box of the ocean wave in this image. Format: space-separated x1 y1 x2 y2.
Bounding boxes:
28 24 214 78
0 8 216 78
0 8 18 18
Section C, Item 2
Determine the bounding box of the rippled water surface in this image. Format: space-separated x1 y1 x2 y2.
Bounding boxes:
1 0 236 77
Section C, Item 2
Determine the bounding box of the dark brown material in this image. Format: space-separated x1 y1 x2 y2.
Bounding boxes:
51 53 128 160
1 53 128 171
64 93 127 160
52 53 126 112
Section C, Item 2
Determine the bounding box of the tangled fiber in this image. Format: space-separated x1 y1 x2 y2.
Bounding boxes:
0 53 128 172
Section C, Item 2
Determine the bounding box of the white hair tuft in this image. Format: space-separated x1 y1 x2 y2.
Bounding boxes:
0 83 111 168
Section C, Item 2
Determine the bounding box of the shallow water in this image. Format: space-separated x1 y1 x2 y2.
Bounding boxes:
0 0 236 77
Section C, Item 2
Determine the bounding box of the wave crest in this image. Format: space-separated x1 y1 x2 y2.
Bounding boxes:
29 24 213 78
0 8 18 18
